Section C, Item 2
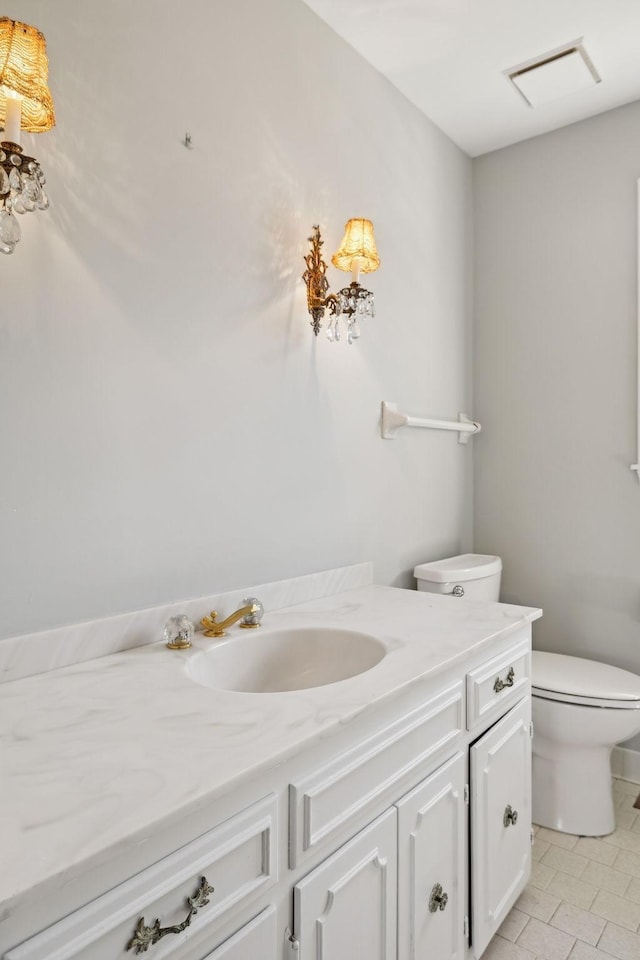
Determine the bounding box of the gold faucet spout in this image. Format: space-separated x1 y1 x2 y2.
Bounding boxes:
201 602 260 638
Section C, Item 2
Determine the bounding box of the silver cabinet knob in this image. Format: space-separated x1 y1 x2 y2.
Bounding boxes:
429 882 449 912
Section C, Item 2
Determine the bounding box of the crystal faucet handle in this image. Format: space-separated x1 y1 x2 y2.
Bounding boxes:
240 597 264 628
164 615 195 650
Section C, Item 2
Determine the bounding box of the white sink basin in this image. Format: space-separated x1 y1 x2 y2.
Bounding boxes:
187 627 387 693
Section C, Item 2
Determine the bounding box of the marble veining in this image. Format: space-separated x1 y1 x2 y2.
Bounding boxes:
0 562 373 684
0 581 540 920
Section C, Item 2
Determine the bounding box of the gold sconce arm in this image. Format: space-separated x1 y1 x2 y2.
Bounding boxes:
302 221 379 342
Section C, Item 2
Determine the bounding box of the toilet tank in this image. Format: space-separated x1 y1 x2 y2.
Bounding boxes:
414 554 502 601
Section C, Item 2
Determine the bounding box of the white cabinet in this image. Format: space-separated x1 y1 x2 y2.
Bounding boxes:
470 697 532 957
397 752 466 960
293 809 398 960
3 631 534 960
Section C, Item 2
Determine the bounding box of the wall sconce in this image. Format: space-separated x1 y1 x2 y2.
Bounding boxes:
303 219 380 344
0 17 55 254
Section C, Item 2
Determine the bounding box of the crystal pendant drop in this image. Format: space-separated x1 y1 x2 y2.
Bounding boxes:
0 168 9 196
8 168 20 192
326 317 335 342
0 209 21 245
347 321 361 345
21 176 37 212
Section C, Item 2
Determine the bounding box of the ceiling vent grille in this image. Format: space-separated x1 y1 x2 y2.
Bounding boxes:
505 40 601 108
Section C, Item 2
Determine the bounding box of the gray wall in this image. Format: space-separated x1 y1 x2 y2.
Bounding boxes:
0 0 473 639
474 101 640 743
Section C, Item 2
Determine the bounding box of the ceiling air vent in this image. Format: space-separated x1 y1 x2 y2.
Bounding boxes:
505 40 601 108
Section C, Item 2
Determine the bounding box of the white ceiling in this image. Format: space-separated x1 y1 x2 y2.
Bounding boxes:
302 0 640 156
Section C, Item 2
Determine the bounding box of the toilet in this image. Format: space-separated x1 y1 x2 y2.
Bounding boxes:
531 652 640 836
414 554 640 837
414 553 502 600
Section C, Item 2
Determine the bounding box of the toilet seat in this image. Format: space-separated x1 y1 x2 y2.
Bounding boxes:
532 651 640 710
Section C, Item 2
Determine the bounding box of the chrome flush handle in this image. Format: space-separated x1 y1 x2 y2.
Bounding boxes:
452 585 465 597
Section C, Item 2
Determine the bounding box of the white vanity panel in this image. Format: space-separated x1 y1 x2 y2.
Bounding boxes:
293 808 398 960
396 752 466 960
202 907 276 960
289 682 463 867
470 698 532 956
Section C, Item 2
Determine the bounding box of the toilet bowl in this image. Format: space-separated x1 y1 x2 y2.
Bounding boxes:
532 651 640 836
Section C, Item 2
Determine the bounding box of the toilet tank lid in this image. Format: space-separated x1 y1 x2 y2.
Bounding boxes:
533 651 640 701
413 553 501 583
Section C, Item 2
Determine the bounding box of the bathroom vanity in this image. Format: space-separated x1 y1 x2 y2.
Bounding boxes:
0 574 540 960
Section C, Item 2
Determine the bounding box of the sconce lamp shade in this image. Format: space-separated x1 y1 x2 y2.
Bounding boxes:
0 18 55 133
331 218 380 274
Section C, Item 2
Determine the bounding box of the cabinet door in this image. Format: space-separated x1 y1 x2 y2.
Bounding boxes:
470 697 532 957
293 808 397 960
202 907 276 959
396 752 466 960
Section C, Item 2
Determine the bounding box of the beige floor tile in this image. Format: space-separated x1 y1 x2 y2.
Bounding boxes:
541 846 589 879
597 921 640 960
567 943 618 960
614 793 640 814
547 873 598 911
483 935 538 960
613 779 640 797
531 861 557 890
580 861 631 897
516 885 563 922
550 902 605 946
537 827 580 850
517 916 575 960
613 848 640 880
573 838 618 866
534 837 552 861
616 810 638 832
498 907 530 942
623 877 640 905
602 829 640 857
589 889 640 932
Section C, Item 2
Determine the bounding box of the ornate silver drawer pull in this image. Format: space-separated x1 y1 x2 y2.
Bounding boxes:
493 666 515 693
127 876 214 954
503 804 518 827
429 882 449 913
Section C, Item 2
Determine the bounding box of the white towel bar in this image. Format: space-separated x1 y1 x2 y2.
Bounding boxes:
381 401 481 444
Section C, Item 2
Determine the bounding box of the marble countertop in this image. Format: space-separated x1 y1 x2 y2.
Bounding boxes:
0 584 541 916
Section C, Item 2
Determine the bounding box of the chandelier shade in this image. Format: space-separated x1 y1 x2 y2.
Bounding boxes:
331 218 380 274
0 17 55 133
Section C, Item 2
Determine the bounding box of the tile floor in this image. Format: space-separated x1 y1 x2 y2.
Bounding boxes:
484 777 640 960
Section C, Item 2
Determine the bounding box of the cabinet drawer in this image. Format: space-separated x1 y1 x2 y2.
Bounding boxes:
201 907 276 959
289 682 463 867
6 795 278 960
466 634 530 731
